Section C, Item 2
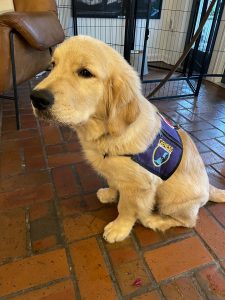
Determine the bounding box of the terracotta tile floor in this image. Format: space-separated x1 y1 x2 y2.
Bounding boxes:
1 80 225 299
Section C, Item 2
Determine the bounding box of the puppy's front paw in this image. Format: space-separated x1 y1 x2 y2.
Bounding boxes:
97 188 118 204
103 220 131 243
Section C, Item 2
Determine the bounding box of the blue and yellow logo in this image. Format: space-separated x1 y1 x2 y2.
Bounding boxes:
152 139 173 167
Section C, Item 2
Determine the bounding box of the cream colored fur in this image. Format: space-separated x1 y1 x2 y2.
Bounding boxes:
0 0 14 14
32 36 225 243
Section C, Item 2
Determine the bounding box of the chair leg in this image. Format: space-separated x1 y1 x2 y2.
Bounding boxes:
9 31 20 130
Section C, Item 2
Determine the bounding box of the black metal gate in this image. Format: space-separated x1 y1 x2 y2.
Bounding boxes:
71 0 151 79
142 0 225 100
72 0 126 57
67 0 225 100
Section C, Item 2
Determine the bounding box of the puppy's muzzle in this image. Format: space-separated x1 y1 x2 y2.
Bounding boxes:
30 89 54 110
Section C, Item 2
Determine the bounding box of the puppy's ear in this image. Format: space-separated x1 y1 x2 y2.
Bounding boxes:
106 74 140 136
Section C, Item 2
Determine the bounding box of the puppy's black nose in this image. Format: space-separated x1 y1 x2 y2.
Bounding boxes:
30 89 54 110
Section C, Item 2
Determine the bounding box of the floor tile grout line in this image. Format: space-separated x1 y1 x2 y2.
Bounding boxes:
173 108 195 123
201 140 225 161
70 157 107 208
99 232 161 300
59 230 114 244
176 106 225 126
157 261 216 286
193 226 224 263
0 277 72 300
36 117 82 300
205 205 225 232
131 232 158 289
0 165 51 181
192 254 225 297
53 122 64 145
220 261 225 273
124 286 162 300
189 131 225 163
1 131 39 144
70 160 107 215
53 197 82 300
59 125 75 145
126 287 166 300
128 233 167 300
189 131 225 145
0 245 69 267
155 288 167 300
70 164 85 197
184 115 225 126
0 254 31 268
52 191 82 300
97 236 123 300
210 164 225 179
164 110 225 154
215 136 225 145
218 262 225 274
136 230 195 253
190 273 210 300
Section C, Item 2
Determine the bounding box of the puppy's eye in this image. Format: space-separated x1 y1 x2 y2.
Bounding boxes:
78 69 93 78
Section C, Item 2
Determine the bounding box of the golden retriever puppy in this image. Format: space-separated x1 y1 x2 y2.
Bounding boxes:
30 36 225 243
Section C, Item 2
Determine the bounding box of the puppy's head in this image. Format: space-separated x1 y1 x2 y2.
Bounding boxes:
31 36 141 136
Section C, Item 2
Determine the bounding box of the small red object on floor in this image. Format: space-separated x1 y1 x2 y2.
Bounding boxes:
132 278 142 287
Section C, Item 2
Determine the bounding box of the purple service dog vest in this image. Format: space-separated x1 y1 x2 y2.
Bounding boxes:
131 114 183 180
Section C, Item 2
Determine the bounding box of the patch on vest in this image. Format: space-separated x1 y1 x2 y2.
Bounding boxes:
152 139 173 167
132 114 183 180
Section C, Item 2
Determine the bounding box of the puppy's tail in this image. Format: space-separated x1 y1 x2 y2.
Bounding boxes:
209 184 225 203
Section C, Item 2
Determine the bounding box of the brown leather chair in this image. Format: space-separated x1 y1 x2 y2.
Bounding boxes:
0 0 65 129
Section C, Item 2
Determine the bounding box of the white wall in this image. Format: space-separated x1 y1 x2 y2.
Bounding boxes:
145 0 193 65
56 0 73 37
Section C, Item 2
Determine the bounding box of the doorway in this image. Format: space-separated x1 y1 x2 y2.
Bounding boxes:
185 0 224 76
